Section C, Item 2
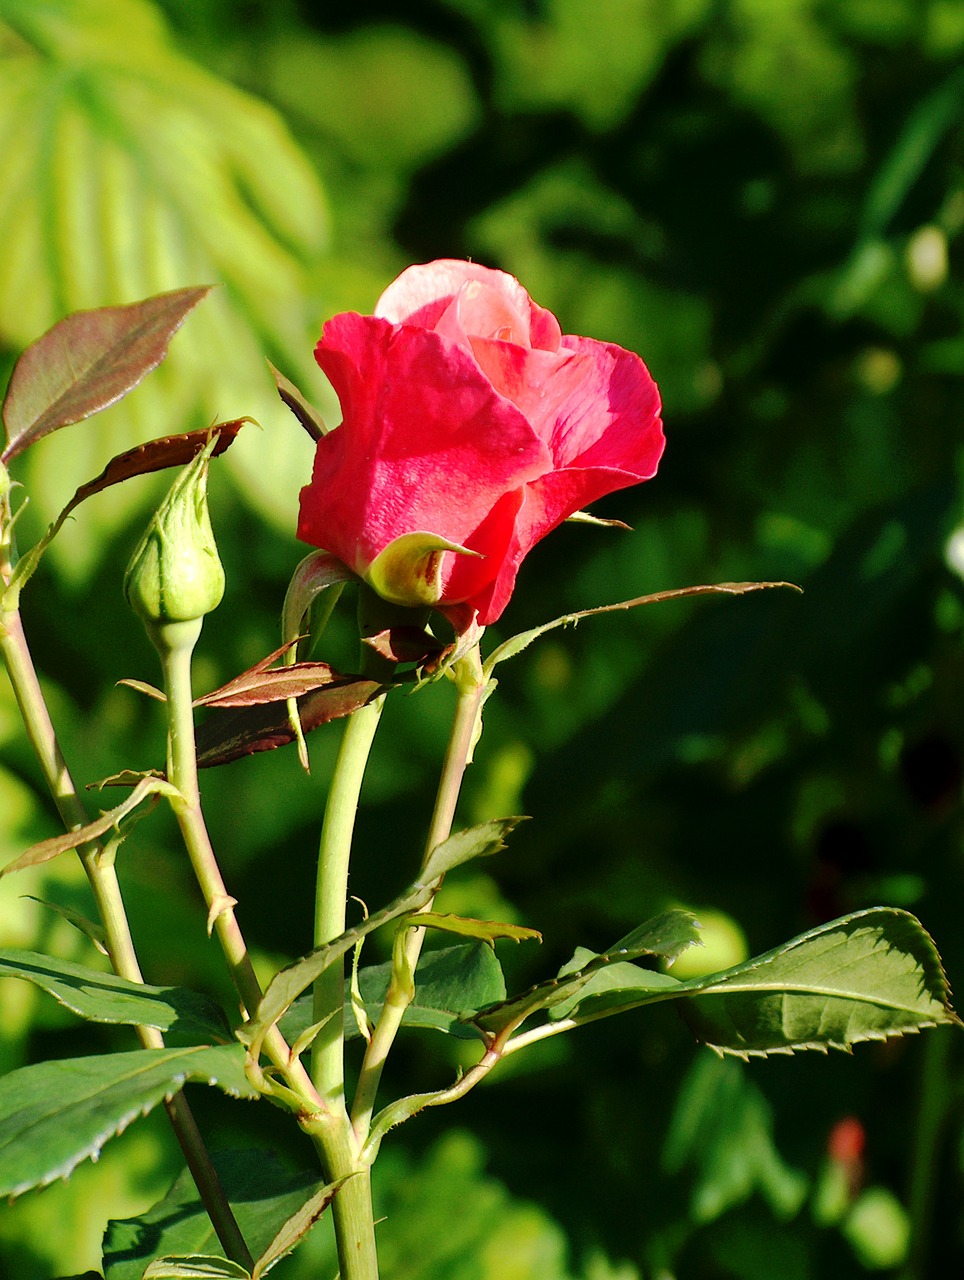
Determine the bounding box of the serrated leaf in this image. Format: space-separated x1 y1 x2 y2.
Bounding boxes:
195 657 347 709
194 678 384 767
281 943 507 1045
414 912 542 946
483 581 802 674
143 1257 250 1280
1 774 177 875
547 948 684 1022
104 1149 334 1280
421 817 523 883
251 1176 345 1278
0 1045 256 1198
1 287 211 461
676 908 958 1057
472 909 701 1036
0 948 230 1042
243 822 520 1055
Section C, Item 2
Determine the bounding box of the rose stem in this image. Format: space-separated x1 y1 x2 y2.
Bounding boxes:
0 607 253 1269
155 623 321 1100
351 644 486 1146
308 692 386 1280
156 623 380 1272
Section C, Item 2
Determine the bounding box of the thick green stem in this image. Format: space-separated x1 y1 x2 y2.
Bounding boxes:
351 647 486 1144
0 608 252 1268
311 694 386 1108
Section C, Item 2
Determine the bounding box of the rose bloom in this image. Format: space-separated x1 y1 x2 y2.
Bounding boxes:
297 260 664 626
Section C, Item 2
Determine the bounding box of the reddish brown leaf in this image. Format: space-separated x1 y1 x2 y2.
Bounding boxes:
363 626 447 666
2 286 213 462
196 680 384 768
61 419 249 517
195 660 344 708
268 361 328 441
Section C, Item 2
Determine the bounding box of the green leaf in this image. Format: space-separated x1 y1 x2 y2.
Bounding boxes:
1 286 211 462
676 908 958 1057
250 1176 346 1278
143 1259 250 1280
0 774 178 876
547 948 684 1023
0 948 230 1042
414 912 542 946
243 820 521 1056
282 943 507 1045
421 817 522 882
472 909 701 1036
0 1045 256 1198
483 582 801 674
103 1149 333 1280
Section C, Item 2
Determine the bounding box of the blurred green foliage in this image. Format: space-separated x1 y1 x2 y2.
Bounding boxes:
1 0 964 1276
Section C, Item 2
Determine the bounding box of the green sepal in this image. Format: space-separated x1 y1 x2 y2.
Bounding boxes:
366 531 480 609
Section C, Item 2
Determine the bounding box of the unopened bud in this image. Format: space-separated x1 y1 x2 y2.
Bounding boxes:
124 439 224 627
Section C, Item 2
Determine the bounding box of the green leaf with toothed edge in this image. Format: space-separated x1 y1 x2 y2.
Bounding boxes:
675 908 958 1057
0 948 231 1043
0 1045 256 1199
280 942 507 1045
103 1149 338 1280
471 909 701 1035
242 818 522 1054
142 1260 250 1280
520 908 957 1059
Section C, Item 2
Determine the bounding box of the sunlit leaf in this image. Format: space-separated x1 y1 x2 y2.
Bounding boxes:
473 909 701 1036
413 912 542 946
250 1176 346 1278
143 1258 250 1280
195 657 347 709
678 908 958 1057
0 1045 256 1198
242 820 521 1055
0 0 330 573
0 948 230 1042
0 775 178 876
1 287 212 462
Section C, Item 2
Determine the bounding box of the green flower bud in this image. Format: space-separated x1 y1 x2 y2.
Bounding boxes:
124 439 224 627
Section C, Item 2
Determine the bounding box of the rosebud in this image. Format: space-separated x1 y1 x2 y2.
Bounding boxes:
124 439 224 627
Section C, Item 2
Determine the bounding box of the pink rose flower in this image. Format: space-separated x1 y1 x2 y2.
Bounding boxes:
297 259 664 626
